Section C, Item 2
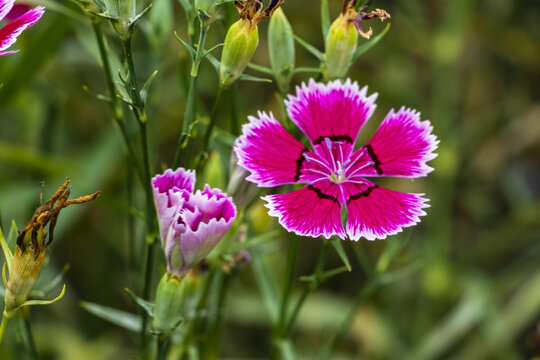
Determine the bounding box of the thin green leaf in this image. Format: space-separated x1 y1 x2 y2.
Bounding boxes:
228 230 280 254
353 22 391 61
322 266 350 281
39 264 70 295
250 248 279 322
175 31 196 59
200 43 224 61
278 339 296 360
177 0 193 14
140 70 158 103
7 221 17 251
293 66 322 74
205 53 221 73
288 32 323 61
80 301 142 333
238 74 272 83
248 63 274 75
0 228 13 270
125 288 155 317
21 285 66 307
329 237 352 271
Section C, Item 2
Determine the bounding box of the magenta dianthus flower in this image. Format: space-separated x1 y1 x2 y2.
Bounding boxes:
234 79 438 241
0 0 43 55
152 168 237 276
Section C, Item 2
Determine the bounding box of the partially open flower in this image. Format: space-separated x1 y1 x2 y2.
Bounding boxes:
3 179 99 316
0 0 44 55
152 168 237 276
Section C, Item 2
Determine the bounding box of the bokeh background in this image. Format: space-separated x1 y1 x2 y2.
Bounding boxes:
1 0 539 358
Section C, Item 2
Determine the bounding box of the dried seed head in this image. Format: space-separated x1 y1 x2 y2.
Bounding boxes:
4 179 99 314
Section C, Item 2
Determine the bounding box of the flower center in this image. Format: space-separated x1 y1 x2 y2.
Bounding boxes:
302 138 373 186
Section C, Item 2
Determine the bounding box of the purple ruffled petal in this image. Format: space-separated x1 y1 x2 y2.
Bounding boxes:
263 180 345 239
343 180 429 241
0 6 44 53
152 168 196 248
356 107 439 178
174 186 236 275
285 78 377 146
234 111 308 187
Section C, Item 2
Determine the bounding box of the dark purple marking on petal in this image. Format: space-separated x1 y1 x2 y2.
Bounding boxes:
293 147 309 182
365 145 383 175
307 184 339 203
346 184 378 203
313 135 354 145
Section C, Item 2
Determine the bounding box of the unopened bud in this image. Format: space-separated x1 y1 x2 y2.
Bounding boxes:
153 272 197 335
323 11 358 80
268 8 295 94
105 0 137 38
220 19 259 88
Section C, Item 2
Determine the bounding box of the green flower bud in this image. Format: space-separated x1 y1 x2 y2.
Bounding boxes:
153 272 197 335
220 19 259 88
268 8 295 94
105 0 137 38
323 11 358 80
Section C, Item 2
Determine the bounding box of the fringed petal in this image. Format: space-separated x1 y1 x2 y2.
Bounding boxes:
356 107 438 178
234 111 308 187
263 180 345 239
0 6 44 53
343 180 429 241
285 78 377 146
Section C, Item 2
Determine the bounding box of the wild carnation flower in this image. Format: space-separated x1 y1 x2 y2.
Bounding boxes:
152 168 237 276
234 79 438 241
0 0 44 55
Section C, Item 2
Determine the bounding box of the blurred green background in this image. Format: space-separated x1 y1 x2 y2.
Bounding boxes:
1 0 539 358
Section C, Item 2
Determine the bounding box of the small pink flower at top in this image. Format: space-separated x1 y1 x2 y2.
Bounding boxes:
234 79 439 241
0 0 44 55
152 168 237 276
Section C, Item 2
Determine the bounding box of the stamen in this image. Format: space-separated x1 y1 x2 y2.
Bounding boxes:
324 137 332 150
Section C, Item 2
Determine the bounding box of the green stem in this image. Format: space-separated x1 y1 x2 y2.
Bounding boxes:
201 270 231 359
174 20 210 168
157 335 168 360
91 19 144 184
196 86 225 172
276 237 299 335
23 316 39 359
140 239 155 338
182 268 216 355
173 74 197 167
0 311 13 344
119 32 157 357
270 237 300 359
318 280 378 360
284 239 330 337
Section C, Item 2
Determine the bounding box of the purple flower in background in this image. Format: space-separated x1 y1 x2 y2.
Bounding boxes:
0 0 43 55
234 79 438 241
152 168 237 276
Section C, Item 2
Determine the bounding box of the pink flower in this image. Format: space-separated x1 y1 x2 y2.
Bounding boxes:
234 79 438 241
152 168 237 276
0 0 44 55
